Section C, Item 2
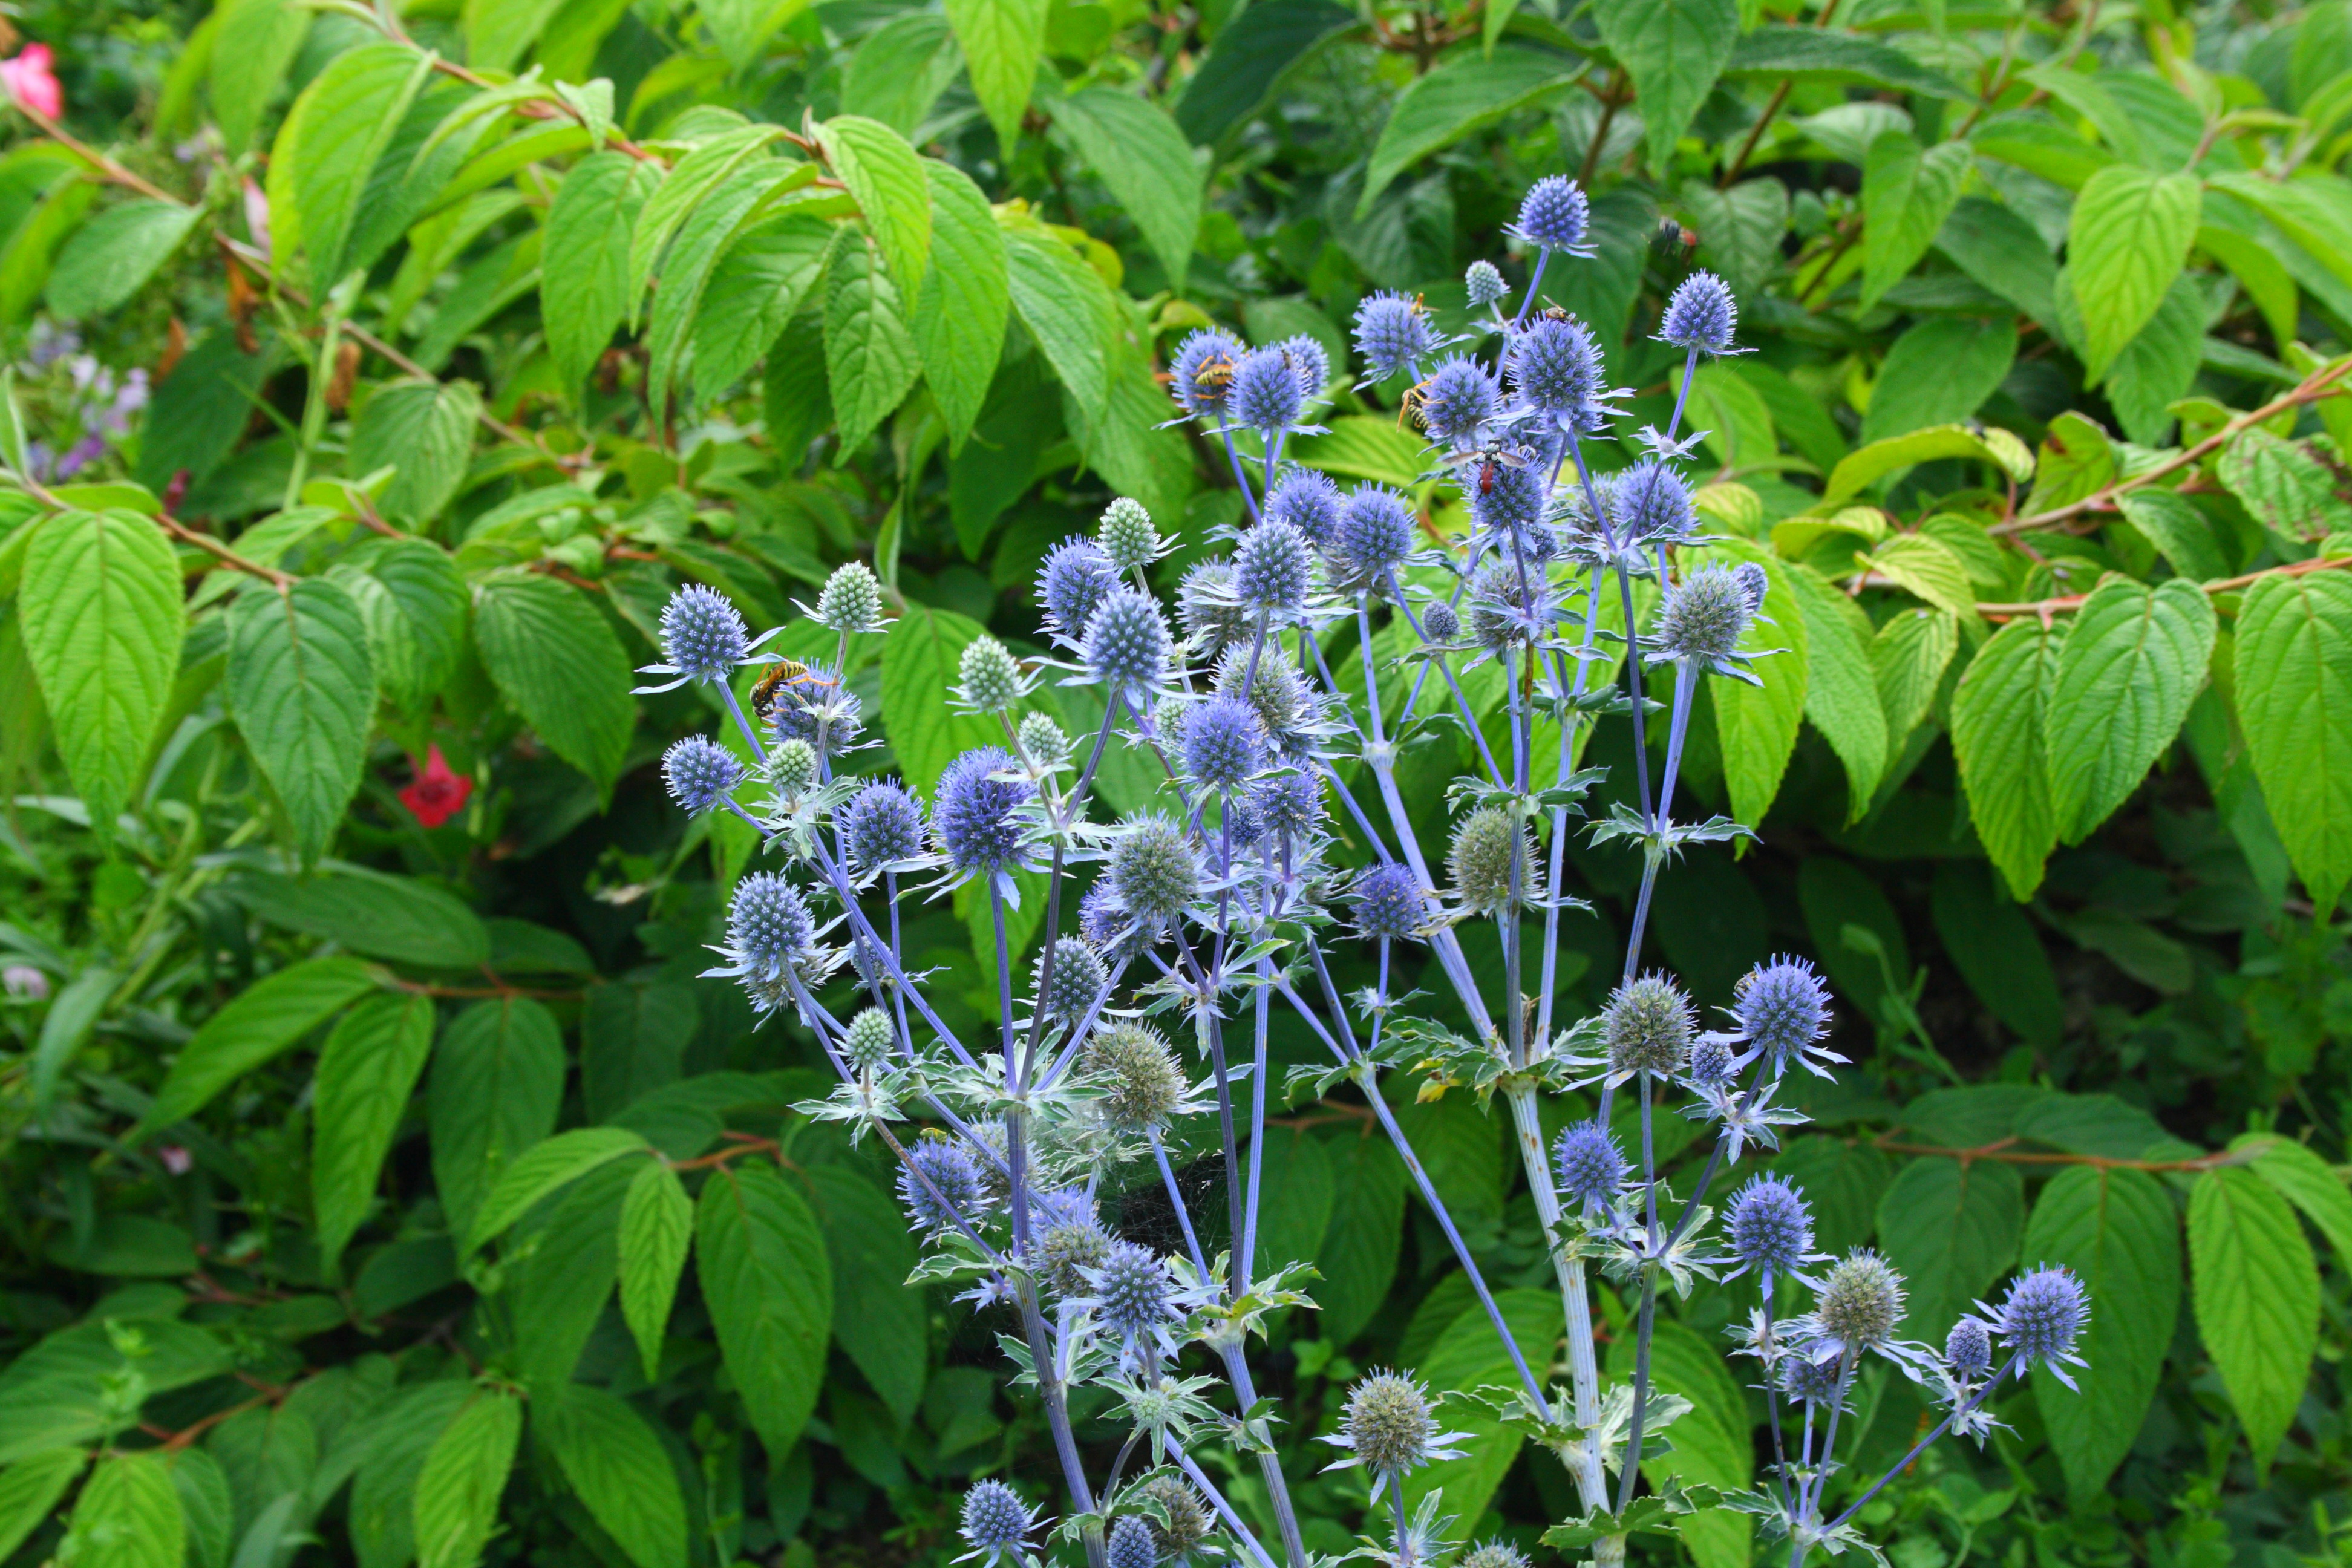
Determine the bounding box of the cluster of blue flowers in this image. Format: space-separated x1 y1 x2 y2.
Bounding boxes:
637 170 2089 1568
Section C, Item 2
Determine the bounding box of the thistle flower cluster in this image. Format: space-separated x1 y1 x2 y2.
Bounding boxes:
627 165 2088 1568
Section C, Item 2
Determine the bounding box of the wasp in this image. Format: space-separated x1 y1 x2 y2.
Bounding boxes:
1190 349 1237 401
750 659 838 720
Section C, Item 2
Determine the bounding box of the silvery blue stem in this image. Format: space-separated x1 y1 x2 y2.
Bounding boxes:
1667 344 1700 444
1393 572 1473 730
1019 691 1123 1082
1266 425 1288 490
1389 1471 1411 1564
1241 962 1272 1290
1223 424 1263 524
1149 1129 1210 1278
990 880 1019 1086
718 680 768 766
808 841 979 1070
1382 573 1504 786
1658 660 1697 827
1177 1452 1281 1568
1534 563 1607 1049
1800 1350 1860 1529
1614 1075 1663 1512
1825 1353 2023 1533
1761 1277 1792 1508
1318 760 1396 864
1667 1054 1771 1247
1515 247 1552 327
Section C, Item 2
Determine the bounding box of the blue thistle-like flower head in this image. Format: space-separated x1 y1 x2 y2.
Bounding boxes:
900 1136 988 1234
1231 345 1304 435
1653 564 1753 665
1987 1266 2089 1385
657 584 749 683
841 1007 897 1072
958 1478 1037 1563
1336 485 1417 577
1414 354 1499 447
1099 496 1160 571
762 664 861 755
662 734 742 815
1354 291 1439 381
1323 1370 1463 1477
1511 175 1594 255
1465 260 1507 308
1350 860 1428 942
1079 880 1151 966
1734 956 1835 1077
1659 270 1740 356
1077 1241 1196 1367
840 777 925 876
932 747 1036 874
1945 1316 1993 1377
1553 1120 1627 1205
1604 973 1695 1080
1083 587 1172 695
1814 1250 1907 1353
1183 694 1266 791
1170 329 1243 418
815 560 886 633
1734 560 1770 616
1725 1175 1815 1277
1177 558 1253 656
1109 814 1201 926
1266 466 1344 546
1038 536 1120 641
1249 770 1324 839
1281 334 1331 403
1780 1352 1846 1406
1420 601 1460 642
1686 1033 1740 1089
1233 521 1313 613
1468 456 1547 543
1106 1515 1157 1568
1612 461 1694 544
1505 313 1605 419
1030 938 1109 1026
723 872 816 991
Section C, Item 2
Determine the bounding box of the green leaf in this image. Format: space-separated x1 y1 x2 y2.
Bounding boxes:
702 0 816 67
1293 415 1428 489
913 161 1010 449
0 1449 86 1561
348 379 480 528
428 998 565 1240
627 126 791 319
1357 48 1575 214
169 1449 229 1568
508 1160 629 1389
1593 0 1739 174
61 1450 181 1568
2234 1133 2352 1260
1820 423 2033 508
1872 607 1958 745
945 0 1050 153
841 13 962 137
413 1388 522 1568
879 603 1006 796
31 964 114 1111
2118 489 2231 584
1048 89 1203 290
2100 272 2205 447
543 152 656 400
693 211 835 406
1401 1289 1563 1537
2189 1166 2318 1473
1004 224 1112 419
472 574 635 800
211 0 309 154
468 1126 650 1254
619 1159 693 1382
313 991 436 1267
273 44 431 288
46 201 200 321
824 236 923 456
818 116 930 297
805 1165 927 1425
232 867 488 969
2023 411 2117 518
1062 341 1197 528
0 175 96 328
463 0 567 70
1867 533 1978 621
644 160 800 416
1174 0 1356 144
2045 577 2216 843
1861 132 1971 308
1952 616 2066 899
328 537 469 717
134 331 283 491
1604 1318 1753 1568
1929 861 2063 1045
1936 195 2059 325
228 578 377 864
2023 1165 2181 1498
2066 165 2201 381
139 955 377 1134
1722 24 1965 99
696 1163 833 1453
2233 570 2352 915
2218 428 2352 544
1786 561 1887 816
18 509 183 828
1860 316 2017 443
1702 540 1806 827
534 1385 687 1568
1315 1129 1406 1345
348 1383 472 1568
1875 1155 2024 1341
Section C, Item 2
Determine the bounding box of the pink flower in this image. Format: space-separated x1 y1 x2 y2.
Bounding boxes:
242 177 270 263
157 1145 193 1175
1 45 63 122
399 745 472 829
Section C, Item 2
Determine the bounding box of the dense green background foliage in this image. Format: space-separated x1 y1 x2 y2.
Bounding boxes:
2 0 2351 1563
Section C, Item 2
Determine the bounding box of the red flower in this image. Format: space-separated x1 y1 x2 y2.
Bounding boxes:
1 45 62 122
400 745 472 829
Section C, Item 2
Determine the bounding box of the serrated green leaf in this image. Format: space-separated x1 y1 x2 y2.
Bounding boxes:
139 955 377 1134
211 0 309 154
2045 577 2216 842
1783 561 1887 816
1952 615 2066 899
2218 428 2352 545
2024 1165 2180 1498
842 12 962 136
2189 1165 2318 1474
1861 316 2016 443
232 867 487 969
627 126 790 317
467 1126 650 1255
535 1385 687 1568
824 236 922 456
1594 0 1739 174
1174 0 1355 144
429 998 565 1240
645 160 799 416
2067 165 2200 381
1861 131 1971 308
805 1165 926 1425
693 210 834 405
413 1388 521 1568
328 537 469 717
348 379 480 528
273 44 432 288
1936 194 2058 325
879 602 1006 796
913 161 1010 449
2234 1133 2352 1259
818 116 930 297
0 1449 86 1562
619 1158 693 1382
2101 272 2204 447
18 509 184 828
1604 1318 1753 1568
472 573 635 800
1701 540 1806 828
1821 423 2033 508
946 0 1049 152
696 1163 832 1453
1930 860 2063 1045
544 152 655 399
1877 1155 2023 1348
1357 48 1574 215
228 578 377 864
1872 606 1957 745
1004 224 1112 420
2118 489 2231 584
1050 89 1203 289
62 1449 181 1568
1867 533 1977 620
46 201 200 321
313 992 436 1267
2233 570 2352 915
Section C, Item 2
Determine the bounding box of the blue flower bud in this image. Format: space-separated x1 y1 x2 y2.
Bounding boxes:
1038 536 1121 641
1233 521 1313 612
1083 588 1172 693
1612 462 1694 544
1414 355 1499 446
1735 957 1833 1074
1336 485 1417 576
1232 345 1304 434
658 584 750 683
662 734 742 815
1512 175 1591 253
932 747 1035 872
1353 291 1438 381
1171 329 1244 417
1350 860 1428 942
1725 1175 1814 1275
1183 694 1266 791
1266 466 1344 546
1505 314 1604 417
1660 270 1739 357
1464 260 1507 308
841 777 923 873
1553 1120 1627 1204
